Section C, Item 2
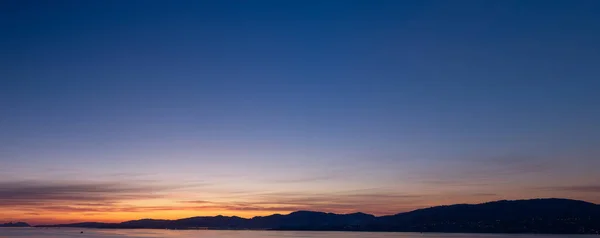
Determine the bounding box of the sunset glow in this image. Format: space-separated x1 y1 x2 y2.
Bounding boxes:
2 0 599 225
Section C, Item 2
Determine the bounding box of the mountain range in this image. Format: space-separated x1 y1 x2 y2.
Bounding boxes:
0 222 30 227
32 198 600 234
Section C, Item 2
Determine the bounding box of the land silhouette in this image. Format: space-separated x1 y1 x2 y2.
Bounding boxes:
19 198 597 234
0 222 30 227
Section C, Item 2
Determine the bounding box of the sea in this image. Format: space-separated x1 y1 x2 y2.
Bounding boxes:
0 228 596 238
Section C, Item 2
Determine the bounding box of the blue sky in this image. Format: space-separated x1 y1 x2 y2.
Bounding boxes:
1 0 600 223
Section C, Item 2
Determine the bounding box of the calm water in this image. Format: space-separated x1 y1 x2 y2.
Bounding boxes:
0 228 594 238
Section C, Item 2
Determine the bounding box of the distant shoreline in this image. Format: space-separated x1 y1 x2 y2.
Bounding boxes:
10 226 597 235
11 199 600 235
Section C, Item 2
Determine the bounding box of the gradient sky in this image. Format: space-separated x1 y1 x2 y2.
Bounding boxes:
1 0 600 225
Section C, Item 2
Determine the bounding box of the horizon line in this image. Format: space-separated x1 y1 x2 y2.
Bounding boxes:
15 197 596 226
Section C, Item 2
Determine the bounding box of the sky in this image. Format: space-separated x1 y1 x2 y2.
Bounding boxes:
1 0 600 225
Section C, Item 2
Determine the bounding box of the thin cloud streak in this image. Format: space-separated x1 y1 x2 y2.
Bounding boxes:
0 180 424 217
0 180 201 207
4 179 599 223
539 185 600 193
414 154 555 188
181 190 426 215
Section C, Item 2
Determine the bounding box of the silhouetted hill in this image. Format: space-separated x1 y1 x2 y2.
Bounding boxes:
0 222 30 227
372 198 600 233
35 198 600 234
119 219 171 229
249 211 376 230
172 215 246 229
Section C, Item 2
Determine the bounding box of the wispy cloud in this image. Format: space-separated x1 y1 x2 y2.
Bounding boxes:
0 179 426 218
538 185 600 193
267 174 341 184
0 180 198 207
179 189 425 215
415 154 555 188
467 193 498 197
0 178 510 223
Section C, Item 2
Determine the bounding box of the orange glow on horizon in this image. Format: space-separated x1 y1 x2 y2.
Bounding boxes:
4 194 600 225
3 208 296 225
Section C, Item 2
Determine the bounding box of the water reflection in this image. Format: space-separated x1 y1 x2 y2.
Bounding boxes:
0 228 592 238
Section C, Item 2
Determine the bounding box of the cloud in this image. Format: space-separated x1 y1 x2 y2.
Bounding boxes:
0 180 456 221
0 180 197 207
267 174 341 184
179 200 213 204
174 188 426 215
0 180 421 217
228 190 425 214
415 154 555 188
467 193 498 197
32 205 191 213
539 185 600 193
